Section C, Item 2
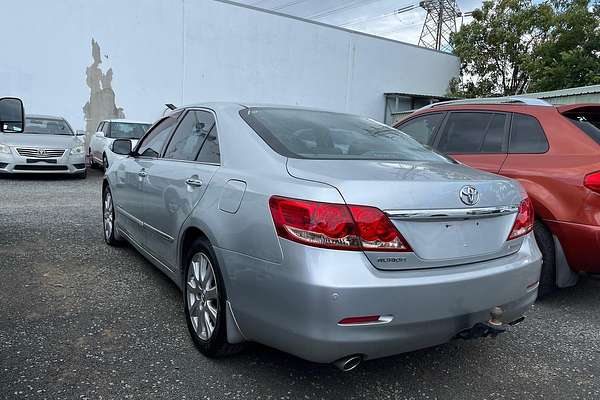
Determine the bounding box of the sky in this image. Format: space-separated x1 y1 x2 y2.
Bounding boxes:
234 0 483 46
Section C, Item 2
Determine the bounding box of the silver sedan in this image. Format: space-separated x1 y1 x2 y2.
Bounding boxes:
102 103 542 370
0 114 86 177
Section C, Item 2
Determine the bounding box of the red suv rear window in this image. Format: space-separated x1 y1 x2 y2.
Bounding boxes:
562 108 600 145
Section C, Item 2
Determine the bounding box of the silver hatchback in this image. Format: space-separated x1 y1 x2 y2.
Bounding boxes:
102 103 541 370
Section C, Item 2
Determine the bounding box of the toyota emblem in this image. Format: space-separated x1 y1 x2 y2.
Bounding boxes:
459 185 480 206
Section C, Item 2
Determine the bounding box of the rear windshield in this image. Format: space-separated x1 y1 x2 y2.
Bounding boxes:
240 108 449 162
24 118 73 135
111 122 151 139
563 110 600 145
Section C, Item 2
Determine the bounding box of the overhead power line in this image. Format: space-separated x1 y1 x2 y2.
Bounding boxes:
339 4 420 27
308 0 390 20
246 0 274 6
273 0 312 11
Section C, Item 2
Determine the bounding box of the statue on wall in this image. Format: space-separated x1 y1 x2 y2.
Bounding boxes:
83 38 125 142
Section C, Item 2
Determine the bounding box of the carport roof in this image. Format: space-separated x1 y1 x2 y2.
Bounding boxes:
384 92 456 100
523 84 600 99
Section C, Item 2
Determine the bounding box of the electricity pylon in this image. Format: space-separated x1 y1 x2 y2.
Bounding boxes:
417 0 462 52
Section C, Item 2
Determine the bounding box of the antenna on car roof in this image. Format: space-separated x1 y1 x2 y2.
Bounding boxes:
165 103 177 110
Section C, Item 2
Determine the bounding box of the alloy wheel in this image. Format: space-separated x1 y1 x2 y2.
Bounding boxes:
103 191 114 240
187 253 219 341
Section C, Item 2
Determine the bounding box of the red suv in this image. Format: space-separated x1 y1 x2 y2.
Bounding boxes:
395 98 600 296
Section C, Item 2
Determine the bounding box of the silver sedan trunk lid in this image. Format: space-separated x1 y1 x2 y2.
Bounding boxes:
286 159 525 269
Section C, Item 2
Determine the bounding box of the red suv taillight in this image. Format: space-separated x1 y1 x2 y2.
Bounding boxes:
507 197 534 240
584 171 600 194
269 196 412 252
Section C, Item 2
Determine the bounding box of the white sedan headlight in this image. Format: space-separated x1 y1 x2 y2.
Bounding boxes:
70 144 84 155
0 143 11 154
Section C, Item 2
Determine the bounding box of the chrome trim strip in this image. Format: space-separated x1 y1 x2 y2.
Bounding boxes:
16 147 66 158
385 205 519 221
118 228 175 273
144 222 175 243
116 206 143 226
116 205 174 242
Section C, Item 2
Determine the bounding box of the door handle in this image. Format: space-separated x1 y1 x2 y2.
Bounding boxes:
185 178 203 187
138 170 148 178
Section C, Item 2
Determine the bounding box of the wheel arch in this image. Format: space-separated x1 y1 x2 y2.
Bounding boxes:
179 227 210 283
515 178 559 221
534 214 578 289
179 225 246 345
102 177 109 193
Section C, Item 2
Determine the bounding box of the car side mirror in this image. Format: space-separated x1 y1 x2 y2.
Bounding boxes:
112 138 132 155
0 97 24 133
95 131 105 137
76 130 86 136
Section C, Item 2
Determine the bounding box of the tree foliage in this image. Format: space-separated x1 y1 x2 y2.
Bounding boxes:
527 0 600 91
449 0 600 97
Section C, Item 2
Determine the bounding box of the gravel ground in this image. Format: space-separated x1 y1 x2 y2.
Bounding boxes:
1 169 600 400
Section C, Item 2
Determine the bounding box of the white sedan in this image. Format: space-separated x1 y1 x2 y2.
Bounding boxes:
88 119 151 170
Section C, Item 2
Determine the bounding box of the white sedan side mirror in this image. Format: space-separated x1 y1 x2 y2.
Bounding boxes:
95 131 105 138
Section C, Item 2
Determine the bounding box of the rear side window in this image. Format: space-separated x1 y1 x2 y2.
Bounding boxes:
240 108 449 162
437 112 506 154
509 114 549 153
563 110 600 145
396 113 444 145
481 114 507 152
196 123 220 164
164 110 217 162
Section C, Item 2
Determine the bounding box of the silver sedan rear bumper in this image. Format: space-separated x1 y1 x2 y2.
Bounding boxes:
218 233 542 364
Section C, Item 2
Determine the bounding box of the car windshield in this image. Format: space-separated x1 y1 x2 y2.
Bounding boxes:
24 118 73 135
241 108 449 162
110 122 151 139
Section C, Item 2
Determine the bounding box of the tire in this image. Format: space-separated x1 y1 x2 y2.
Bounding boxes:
88 150 97 169
183 237 243 357
534 220 556 298
102 154 109 171
102 186 122 246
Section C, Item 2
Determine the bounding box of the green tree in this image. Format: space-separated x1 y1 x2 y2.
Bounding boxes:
526 0 600 92
449 0 552 98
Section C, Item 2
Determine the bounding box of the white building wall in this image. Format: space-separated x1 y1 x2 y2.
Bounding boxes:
0 0 459 130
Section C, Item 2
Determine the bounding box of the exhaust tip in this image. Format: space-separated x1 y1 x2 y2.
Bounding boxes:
333 355 363 372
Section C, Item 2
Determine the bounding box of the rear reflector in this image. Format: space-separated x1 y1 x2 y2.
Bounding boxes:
269 196 411 252
338 316 381 325
584 171 600 194
527 280 540 289
507 197 534 240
